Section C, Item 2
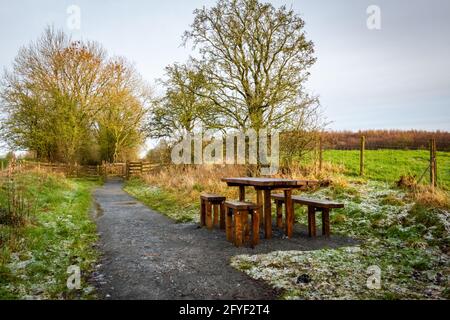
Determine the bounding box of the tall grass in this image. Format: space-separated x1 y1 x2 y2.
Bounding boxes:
0 158 7 170
141 165 248 203
0 174 37 228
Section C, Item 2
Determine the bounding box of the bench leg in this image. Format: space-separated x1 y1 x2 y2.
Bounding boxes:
206 201 213 230
251 209 260 247
308 206 317 237
200 199 206 227
276 200 283 228
219 202 225 230
213 204 219 227
234 211 243 247
322 208 331 237
226 207 233 242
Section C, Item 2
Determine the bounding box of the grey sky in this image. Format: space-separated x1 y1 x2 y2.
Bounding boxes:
0 0 449 144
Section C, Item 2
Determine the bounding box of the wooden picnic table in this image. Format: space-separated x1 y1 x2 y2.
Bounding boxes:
221 177 319 239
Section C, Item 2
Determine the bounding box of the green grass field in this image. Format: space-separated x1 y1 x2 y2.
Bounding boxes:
318 150 450 189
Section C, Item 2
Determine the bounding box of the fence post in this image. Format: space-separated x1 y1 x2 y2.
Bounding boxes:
430 139 437 188
434 139 438 187
360 135 366 176
318 136 323 173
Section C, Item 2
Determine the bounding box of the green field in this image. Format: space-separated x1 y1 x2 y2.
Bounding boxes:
318 150 450 189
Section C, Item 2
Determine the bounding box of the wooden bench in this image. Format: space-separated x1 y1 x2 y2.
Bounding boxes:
200 194 226 230
272 194 344 237
224 201 260 248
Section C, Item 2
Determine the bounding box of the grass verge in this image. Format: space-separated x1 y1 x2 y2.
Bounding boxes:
0 173 100 299
124 177 200 223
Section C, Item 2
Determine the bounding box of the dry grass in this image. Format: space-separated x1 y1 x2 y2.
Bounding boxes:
411 186 450 209
142 165 247 203
141 163 351 203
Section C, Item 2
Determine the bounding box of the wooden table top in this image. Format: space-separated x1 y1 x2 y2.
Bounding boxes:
221 177 319 188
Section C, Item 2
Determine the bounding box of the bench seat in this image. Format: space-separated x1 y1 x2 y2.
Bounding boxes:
271 194 344 209
224 201 259 210
200 193 227 203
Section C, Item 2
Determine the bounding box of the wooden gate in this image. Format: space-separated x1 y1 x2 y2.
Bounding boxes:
103 162 126 178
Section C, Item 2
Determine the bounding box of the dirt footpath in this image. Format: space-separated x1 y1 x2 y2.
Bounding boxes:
91 179 356 300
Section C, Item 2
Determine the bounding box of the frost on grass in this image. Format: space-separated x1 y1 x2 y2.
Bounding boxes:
1 177 99 299
232 182 449 300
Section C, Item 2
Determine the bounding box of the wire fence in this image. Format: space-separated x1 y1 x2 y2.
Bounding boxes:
312 136 449 189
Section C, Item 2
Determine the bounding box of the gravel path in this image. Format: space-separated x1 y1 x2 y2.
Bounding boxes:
92 179 356 300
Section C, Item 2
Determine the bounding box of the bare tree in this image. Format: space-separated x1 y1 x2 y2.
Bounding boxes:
183 0 320 132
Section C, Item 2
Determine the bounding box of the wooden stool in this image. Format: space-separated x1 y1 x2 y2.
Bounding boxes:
224 201 260 247
200 193 226 230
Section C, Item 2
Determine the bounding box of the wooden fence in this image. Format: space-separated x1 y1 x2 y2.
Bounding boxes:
0 160 158 179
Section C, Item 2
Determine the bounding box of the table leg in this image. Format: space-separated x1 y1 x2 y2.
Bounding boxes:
264 190 272 239
284 189 293 238
256 189 263 226
239 186 245 201
308 206 316 237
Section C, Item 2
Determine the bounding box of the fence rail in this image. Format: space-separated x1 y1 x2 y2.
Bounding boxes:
0 160 158 179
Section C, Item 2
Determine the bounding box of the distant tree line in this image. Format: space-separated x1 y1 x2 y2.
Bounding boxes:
322 130 450 151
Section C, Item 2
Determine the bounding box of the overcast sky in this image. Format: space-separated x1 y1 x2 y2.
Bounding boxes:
0 0 449 154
